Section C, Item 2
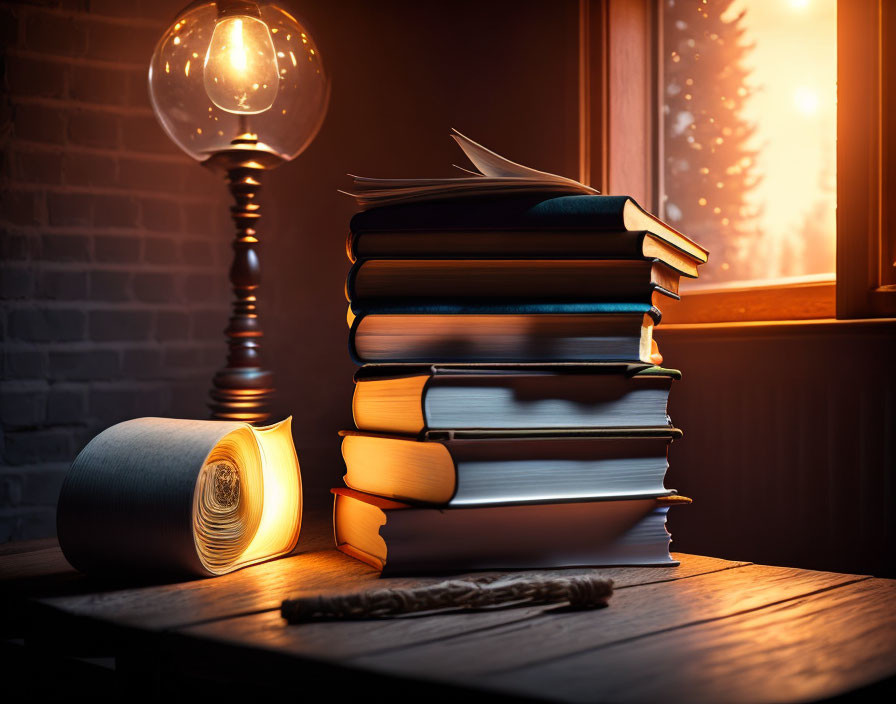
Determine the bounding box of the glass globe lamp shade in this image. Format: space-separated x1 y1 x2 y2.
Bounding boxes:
148 1 329 164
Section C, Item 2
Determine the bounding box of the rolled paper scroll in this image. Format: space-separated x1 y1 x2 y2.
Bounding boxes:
57 417 302 577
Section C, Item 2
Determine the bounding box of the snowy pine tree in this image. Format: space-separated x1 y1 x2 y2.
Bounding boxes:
662 0 760 283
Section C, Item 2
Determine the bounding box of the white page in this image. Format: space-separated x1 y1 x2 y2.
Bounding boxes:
342 131 598 208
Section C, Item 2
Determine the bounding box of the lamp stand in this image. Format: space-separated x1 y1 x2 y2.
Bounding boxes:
203 135 284 424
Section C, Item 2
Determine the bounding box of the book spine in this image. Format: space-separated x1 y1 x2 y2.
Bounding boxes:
349 194 632 233
345 229 357 263
350 230 648 260
345 260 361 302
348 313 659 365
346 258 681 304
347 312 365 366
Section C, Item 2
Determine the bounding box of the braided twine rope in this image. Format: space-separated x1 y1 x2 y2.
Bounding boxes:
281 572 614 623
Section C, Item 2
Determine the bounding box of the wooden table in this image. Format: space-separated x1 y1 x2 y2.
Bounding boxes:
2 517 895 702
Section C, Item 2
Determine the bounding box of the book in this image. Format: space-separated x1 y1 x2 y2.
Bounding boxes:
333 488 690 574
344 132 705 273
351 365 679 434
343 130 598 208
348 194 708 267
347 228 702 279
348 307 659 364
340 430 680 506
346 259 681 303
56 417 302 577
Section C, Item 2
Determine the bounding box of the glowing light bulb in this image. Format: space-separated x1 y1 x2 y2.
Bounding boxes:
149 2 330 162
203 15 279 114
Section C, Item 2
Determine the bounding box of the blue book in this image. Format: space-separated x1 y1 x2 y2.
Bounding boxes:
347 195 707 278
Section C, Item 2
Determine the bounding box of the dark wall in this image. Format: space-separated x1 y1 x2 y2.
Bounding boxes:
262 0 580 508
662 322 896 578
0 0 233 540
0 0 580 538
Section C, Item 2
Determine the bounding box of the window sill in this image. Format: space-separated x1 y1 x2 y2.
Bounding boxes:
661 316 896 334
661 281 835 325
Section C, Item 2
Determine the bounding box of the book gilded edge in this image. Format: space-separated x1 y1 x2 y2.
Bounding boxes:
331 487 692 572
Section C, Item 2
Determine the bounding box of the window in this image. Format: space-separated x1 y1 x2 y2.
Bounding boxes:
660 0 836 290
837 0 896 318
579 0 895 322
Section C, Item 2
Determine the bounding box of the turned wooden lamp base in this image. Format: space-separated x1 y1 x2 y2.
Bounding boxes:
208 369 275 424
203 137 284 425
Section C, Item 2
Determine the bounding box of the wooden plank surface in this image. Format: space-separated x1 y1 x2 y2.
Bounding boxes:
177 554 750 659
1 542 87 636
169 560 895 703
345 565 867 677
481 578 896 703
0 538 58 557
35 552 743 633
0 544 77 583
5 535 896 703
0 509 330 638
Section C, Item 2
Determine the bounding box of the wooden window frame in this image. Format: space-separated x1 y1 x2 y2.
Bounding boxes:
837 0 896 318
579 0 895 324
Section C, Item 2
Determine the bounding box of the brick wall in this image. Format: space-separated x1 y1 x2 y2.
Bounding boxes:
0 0 588 540
1 0 232 540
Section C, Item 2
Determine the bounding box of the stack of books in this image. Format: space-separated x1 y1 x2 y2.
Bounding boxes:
333 133 708 575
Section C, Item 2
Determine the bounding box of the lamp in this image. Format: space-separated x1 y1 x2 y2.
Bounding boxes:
149 1 329 423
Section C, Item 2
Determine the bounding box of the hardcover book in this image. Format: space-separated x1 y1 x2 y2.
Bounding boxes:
347 228 703 278
351 365 679 434
348 306 660 364
343 132 707 272
340 429 681 506
346 258 682 303
350 194 707 265
333 488 690 574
